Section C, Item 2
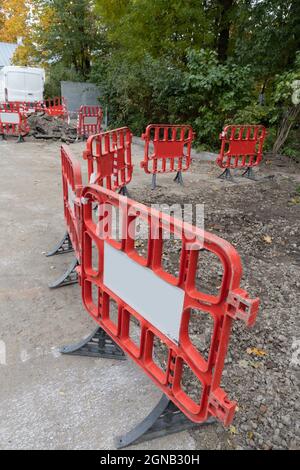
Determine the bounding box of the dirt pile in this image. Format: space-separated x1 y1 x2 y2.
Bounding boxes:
27 112 77 143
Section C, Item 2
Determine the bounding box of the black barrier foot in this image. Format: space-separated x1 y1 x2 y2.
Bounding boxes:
174 171 184 185
218 168 235 182
46 231 74 257
241 167 257 181
60 326 126 360
115 394 216 449
48 257 79 289
119 186 129 197
151 174 157 190
1 134 7 141
16 135 25 143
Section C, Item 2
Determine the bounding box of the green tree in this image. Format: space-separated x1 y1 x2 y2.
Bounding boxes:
33 0 104 78
272 53 300 154
95 0 213 65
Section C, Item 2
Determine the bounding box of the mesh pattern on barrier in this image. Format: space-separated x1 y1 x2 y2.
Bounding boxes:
216 125 267 169
141 124 194 175
79 185 260 426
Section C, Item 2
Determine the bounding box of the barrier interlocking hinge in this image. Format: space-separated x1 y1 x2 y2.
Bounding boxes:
226 288 259 327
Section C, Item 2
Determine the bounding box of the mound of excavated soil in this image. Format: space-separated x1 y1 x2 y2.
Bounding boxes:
27 112 77 143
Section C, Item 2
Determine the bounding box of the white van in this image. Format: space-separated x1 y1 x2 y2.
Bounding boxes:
0 66 45 103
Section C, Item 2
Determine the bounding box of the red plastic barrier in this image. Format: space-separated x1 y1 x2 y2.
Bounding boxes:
77 105 103 138
0 101 29 112
217 125 267 170
83 127 133 194
141 124 194 174
1 98 68 119
0 107 30 140
79 185 260 426
61 145 83 260
39 97 68 119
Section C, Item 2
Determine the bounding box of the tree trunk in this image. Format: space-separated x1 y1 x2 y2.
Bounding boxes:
272 104 300 155
216 0 234 62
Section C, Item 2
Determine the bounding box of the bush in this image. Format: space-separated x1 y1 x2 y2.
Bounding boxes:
91 48 271 149
44 63 84 99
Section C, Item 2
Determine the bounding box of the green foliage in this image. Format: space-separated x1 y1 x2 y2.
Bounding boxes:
10 0 300 157
273 52 300 106
44 63 84 98
92 48 256 147
234 0 300 80
183 49 255 145
95 0 213 64
91 53 186 133
31 0 104 78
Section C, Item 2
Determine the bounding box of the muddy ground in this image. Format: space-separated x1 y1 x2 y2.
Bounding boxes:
0 134 299 450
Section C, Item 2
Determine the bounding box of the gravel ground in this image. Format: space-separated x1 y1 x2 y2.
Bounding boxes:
0 135 299 450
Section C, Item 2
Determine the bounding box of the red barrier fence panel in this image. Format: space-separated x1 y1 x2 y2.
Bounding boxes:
39 97 68 119
61 145 83 261
83 127 133 194
1 98 68 117
140 124 195 188
46 145 83 288
216 125 267 180
0 108 30 141
0 101 29 112
79 185 259 426
77 105 103 138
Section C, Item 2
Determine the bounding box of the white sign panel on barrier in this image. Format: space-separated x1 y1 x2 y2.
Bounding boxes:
103 242 185 344
84 116 98 125
0 112 20 124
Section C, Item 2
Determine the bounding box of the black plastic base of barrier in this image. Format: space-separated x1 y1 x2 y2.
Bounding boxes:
1 134 7 141
46 231 74 257
119 186 129 197
48 257 79 289
16 135 25 143
242 167 257 181
115 394 216 449
60 326 126 360
151 174 157 190
76 135 88 142
174 171 184 185
218 168 235 182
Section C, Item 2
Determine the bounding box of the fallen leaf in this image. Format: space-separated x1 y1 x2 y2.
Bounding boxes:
247 347 267 357
249 361 261 369
289 196 300 205
263 235 272 244
229 425 238 435
247 431 254 440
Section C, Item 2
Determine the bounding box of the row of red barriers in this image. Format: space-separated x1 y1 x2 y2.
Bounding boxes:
0 101 103 141
0 97 68 118
46 125 261 447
